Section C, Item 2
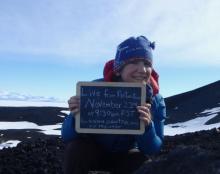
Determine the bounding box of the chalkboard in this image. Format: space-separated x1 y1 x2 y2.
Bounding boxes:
75 82 146 134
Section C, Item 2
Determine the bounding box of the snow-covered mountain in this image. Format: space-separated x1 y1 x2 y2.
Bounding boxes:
0 90 67 107
0 90 63 102
164 80 220 135
165 106 220 135
165 80 220 124
0 80 219 149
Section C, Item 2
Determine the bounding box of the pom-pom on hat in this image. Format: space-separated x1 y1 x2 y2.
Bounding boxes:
114 36 155 72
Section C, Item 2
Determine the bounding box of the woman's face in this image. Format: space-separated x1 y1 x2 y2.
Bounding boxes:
118 59 152 84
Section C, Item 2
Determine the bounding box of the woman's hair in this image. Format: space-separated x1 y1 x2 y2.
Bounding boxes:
112 74 122 82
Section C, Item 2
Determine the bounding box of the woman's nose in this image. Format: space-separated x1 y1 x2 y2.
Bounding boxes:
137 63 147 73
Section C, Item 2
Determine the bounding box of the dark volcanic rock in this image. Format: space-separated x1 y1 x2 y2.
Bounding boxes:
0 137 65 174
0 128 220 174
135 127 220 174
0 106 68 125
0 81 219 173
135 145 220 174
0 129 59 142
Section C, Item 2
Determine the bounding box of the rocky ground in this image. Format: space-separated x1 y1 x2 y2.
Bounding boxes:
0 127 220 174
0 81 219 173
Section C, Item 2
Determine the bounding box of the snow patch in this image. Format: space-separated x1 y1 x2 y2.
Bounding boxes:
58 115 65 118
60 110 70 115
0 140 21 150
174 106 178 110
0 121 62 135
200 107 220 115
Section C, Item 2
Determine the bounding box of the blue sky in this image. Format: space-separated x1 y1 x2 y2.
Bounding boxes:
0 0 219 101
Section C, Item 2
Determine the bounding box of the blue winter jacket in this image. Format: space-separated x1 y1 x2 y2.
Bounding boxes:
61 79 166 155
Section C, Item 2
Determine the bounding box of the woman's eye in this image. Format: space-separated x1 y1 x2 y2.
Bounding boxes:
144 62 149 66
130 60 138 64
144 62 152 67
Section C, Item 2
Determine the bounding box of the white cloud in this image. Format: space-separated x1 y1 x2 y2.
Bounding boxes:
0 0 220 66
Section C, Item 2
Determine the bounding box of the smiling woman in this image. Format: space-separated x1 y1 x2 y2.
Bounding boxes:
62 36 166 174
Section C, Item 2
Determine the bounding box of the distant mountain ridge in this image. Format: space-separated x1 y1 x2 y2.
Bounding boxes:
0 90 63 102
0 80 219 143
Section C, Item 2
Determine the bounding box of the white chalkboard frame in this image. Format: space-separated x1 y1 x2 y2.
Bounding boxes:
75 81 146 135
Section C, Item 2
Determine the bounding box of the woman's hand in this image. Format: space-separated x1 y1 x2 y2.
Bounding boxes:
137 103 152 126
68 96 80 115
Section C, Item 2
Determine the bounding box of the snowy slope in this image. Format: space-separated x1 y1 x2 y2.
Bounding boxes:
0 90 67 107
165 106 220 135
0 81 219 149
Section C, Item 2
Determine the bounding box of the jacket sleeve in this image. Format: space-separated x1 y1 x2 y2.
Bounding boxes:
135 94 166 155
61 113 79 143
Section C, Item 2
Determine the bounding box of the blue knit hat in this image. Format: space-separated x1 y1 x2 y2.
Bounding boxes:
114 36 155 72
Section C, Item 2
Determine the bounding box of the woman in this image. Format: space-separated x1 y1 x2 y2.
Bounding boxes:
62 36 166 174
